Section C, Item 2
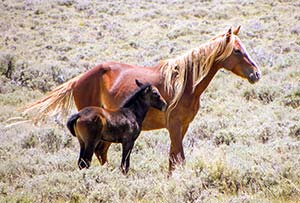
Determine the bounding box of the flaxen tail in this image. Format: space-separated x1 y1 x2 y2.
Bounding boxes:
22 73 82 123
66 113 80 137
22 64 107 124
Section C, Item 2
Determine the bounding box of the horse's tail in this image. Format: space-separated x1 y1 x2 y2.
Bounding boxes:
66 113 80 137
22 64 108 123
22 73 82 123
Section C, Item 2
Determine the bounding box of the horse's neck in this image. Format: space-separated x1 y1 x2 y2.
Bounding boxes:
127 99 149 125
193 64 219 97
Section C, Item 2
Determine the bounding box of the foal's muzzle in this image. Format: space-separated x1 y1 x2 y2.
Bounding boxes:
161 103 168 112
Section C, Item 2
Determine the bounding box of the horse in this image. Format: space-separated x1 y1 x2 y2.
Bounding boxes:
24 26 261 173
66 80 167 174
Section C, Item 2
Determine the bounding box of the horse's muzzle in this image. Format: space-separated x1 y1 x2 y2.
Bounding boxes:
248 71 261 84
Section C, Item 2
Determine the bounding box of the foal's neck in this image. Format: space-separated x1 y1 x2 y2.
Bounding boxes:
126 98 149 126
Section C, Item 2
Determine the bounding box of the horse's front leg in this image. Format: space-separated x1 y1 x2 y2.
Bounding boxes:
120 141 134 174
167 121 189 173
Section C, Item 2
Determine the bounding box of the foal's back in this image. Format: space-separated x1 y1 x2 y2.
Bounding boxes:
75 106 140 144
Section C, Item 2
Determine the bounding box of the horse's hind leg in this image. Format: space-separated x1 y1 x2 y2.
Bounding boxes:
95 142 111 165
94 142 103 165
121 141 134 174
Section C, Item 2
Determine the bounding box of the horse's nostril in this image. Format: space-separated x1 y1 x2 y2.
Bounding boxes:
255 71 261 79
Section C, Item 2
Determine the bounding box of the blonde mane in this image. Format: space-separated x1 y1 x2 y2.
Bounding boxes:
160 31 235 117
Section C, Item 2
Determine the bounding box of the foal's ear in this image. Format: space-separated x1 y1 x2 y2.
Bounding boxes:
135 79 143 87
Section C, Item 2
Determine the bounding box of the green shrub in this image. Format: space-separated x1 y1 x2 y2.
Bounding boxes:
22 133 38 149
0 53 15 79
283 89 300 109
214 130 236 146
243 88 277 104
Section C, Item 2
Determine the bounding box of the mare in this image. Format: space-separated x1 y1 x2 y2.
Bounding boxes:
66 80 167 174
24 26 261 173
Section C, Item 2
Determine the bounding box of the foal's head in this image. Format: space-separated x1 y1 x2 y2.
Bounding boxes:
135 80 167 111
122 80 167 111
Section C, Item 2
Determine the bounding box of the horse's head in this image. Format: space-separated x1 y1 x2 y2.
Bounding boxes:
220 26 261 84
135 80 167 112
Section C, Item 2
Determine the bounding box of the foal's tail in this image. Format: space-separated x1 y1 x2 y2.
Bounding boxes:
66 113 80 137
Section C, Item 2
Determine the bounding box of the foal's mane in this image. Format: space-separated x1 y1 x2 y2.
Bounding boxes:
160 31 235 116
121 83 151 108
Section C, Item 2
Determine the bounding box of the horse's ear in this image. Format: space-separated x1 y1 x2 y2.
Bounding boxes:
233 26 241 35
226 27 232 43
135 79 143 87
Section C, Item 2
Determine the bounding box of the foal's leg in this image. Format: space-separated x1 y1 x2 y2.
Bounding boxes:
121 141 134 174
73 67 112 167
77 138 86 169
78 142 95 169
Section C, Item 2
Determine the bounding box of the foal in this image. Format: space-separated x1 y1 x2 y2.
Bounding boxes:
67 80 167 174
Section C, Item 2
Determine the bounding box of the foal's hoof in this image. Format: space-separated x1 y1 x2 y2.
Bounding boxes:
120 166 129 175
78 159 90 169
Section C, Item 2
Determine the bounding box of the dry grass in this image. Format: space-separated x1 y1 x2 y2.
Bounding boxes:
1 0 300 202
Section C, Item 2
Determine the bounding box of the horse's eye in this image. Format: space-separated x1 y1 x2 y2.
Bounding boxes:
234 49 242 55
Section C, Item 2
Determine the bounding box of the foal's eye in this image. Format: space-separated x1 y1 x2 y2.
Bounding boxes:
154 92 159 97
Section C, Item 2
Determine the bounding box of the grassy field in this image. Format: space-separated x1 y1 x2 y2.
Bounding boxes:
1 0 300 202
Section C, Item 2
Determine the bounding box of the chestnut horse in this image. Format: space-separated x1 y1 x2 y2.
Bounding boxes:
66 80 167 174
24 26 261 172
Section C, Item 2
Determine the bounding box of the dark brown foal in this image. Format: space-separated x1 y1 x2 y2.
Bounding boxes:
67 80 167 174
